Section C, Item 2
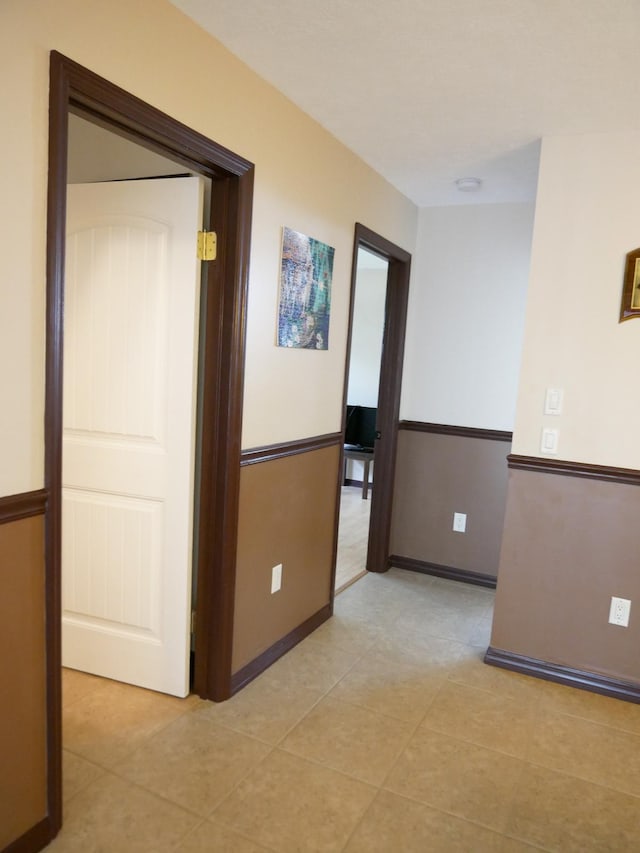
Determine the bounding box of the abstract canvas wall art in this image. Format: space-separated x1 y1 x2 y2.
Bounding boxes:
278 226 334 349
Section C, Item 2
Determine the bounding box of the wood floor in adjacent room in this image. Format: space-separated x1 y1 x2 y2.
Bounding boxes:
335 485 370 592
50 568 640 851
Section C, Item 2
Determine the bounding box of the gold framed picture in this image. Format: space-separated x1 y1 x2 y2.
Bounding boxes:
620 248 640 321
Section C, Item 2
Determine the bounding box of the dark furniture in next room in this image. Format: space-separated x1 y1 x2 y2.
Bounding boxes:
344 405 376 499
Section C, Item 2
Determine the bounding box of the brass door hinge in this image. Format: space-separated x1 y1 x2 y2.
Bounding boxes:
197 231 217 261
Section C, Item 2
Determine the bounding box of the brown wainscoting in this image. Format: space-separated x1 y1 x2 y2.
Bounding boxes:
3 818 52 853
400 421 512 442
233 442 340 674
241 432 341 466
231 604 331 694
485 647 640 704
492 464 640 688
390 426 510 580
0 489 47 525
391 555 497 589
0 514 48 852
508 453 640 486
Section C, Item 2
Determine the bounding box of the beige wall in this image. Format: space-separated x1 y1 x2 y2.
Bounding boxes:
0 0 417 497
512 133 640 467
493 131 640 686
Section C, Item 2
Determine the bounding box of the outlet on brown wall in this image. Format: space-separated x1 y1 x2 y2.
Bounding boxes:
492 466 640 685
233 444 340 673
390 427 511 579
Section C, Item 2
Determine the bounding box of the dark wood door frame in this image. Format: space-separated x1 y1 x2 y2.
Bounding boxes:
339 223 411 576
45 52 253 838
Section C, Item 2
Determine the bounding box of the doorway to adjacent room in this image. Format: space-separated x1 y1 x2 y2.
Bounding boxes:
335 247 388 591
334 224 411 592
44 51 254 836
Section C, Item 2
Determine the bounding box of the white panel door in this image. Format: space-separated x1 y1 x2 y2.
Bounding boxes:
62 176 204 697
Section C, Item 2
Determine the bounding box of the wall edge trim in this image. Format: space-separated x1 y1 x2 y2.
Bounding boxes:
484 646 640 705
230 604 332 694
241 433 341 466
399 421 512 442
3 816 54 853
508 454 640 486
390 555 497 589
0 489 48 525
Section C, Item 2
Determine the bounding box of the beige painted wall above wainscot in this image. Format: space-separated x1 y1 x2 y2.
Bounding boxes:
511 132 640 469
0 2 50 497
241 144 416 449
0 0 417 495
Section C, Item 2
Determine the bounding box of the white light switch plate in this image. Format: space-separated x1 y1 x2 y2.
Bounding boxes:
540 428 559 454
544 388 564 415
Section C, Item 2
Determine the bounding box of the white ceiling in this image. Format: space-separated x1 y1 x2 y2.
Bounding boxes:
169 0 640 207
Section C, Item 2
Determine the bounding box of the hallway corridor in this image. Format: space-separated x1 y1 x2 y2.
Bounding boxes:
51 569 640 851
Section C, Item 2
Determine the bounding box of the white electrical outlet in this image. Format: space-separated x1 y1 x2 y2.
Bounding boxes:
271 563 282 594
609 596 631 627
453 512 467 533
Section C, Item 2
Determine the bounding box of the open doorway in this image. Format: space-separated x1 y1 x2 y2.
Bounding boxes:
335 248 388 591
45 52 254 835
333 224 411 594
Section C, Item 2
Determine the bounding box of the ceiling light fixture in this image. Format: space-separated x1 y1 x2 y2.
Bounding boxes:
455 177 482 192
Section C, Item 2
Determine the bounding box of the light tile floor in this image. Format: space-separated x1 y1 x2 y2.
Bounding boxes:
49 569 640 851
